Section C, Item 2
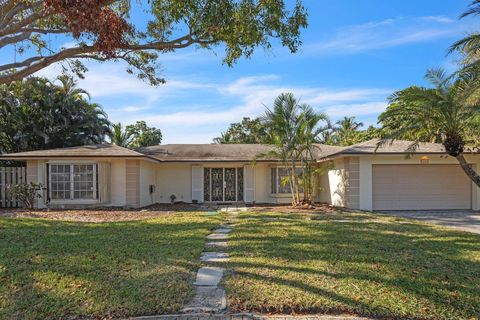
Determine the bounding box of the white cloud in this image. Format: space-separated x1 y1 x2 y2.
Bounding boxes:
35 62 391 144
304 88 391 105
420 16 455 24
121 105 152 112
103 74 390 143
323 102 388 119
308 16 472 54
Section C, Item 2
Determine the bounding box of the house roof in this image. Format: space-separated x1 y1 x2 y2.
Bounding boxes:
0 144 152 160
340 139 447 154
0 140 455 162
137 143 346 162
319 139 452 161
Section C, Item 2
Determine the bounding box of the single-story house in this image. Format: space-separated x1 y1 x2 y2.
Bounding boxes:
1 139 478 211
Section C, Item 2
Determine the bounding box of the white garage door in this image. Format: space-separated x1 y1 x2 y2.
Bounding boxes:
372 165 472 210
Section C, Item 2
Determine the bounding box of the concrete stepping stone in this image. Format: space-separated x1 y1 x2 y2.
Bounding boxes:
201 252 229 262
213 228 232 234
181 286 226 313
194 266 224 286
206 241 228 248
207 233 228 240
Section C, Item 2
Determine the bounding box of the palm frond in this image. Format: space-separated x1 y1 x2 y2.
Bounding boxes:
460 0 480 19
425 68 449 89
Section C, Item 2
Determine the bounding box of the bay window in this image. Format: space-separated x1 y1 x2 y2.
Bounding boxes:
49 164 97 201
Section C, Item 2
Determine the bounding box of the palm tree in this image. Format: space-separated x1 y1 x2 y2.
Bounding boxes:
110 122 133 148
378 68 480 187
55 75 90 101
258 93 330 205
0 77 110 153
450 1 480 65
213 131 233 144
335 116 364 146
296 104 330 202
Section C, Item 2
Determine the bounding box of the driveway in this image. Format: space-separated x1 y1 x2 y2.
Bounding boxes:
380 210 480 234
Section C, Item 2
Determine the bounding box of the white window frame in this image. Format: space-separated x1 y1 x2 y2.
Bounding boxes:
48 162 98 203
270 166 304 195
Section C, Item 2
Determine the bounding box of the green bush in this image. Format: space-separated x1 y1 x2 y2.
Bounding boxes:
7 182 42 209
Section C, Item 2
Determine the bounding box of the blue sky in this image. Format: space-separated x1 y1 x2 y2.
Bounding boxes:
10 1 480 143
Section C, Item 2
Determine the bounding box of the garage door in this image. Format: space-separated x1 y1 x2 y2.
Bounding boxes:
372 165 472 210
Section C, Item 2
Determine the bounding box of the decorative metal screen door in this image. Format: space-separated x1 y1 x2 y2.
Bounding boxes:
224 168 236 201
204 168 244 202
211 168 224 201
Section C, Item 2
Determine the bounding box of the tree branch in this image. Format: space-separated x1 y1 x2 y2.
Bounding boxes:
18 27 70 34
0 1 32 29
0 1 43 36
0 31 32 48
0 56 45 72
0 34 204 84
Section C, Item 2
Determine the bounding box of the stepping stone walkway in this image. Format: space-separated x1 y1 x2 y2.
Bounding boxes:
182 207 244 314
214 228 232 234
201 252 229 263
193 267 224 286
206 241 228 248
207 233 229 240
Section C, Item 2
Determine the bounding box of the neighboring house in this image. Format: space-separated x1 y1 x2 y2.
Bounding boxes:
1 139 478 211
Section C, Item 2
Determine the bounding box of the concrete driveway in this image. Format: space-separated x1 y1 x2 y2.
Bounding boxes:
380 210 480 234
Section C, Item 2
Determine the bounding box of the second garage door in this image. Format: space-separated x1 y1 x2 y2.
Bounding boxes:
372 164 472 210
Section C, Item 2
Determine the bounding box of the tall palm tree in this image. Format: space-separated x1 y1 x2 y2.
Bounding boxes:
0 77 110 153
258 93 330 205
335 116 364 146
213 131 233 144
450 1 480 65
296 104 330 202
378 68 480 187
55 75 90 101
110 122 134 148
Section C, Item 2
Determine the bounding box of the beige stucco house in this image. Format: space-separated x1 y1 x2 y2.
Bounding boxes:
1 139 478 211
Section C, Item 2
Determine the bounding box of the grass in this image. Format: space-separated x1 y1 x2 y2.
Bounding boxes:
0 212 220 319
223 211 480 320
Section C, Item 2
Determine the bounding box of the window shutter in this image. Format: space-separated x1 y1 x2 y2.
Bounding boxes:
46 163 50 203
97 162 111 204
244 165 255 203
191 165 203 203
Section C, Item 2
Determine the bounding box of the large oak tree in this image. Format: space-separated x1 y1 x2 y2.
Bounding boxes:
0 0 307 85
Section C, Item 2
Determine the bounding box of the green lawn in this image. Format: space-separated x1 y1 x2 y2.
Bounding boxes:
0 212 219 319
224 211 480 320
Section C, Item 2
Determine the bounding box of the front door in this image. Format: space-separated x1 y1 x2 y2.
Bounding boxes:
224 168 236 201
211 168 224 202
204 168 243 202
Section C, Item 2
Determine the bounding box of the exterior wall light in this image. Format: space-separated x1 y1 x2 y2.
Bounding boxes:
420 156 430 164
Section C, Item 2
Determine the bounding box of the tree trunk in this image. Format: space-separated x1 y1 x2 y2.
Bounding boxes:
291 159 299 206
285 164 295 207
455 153 480 187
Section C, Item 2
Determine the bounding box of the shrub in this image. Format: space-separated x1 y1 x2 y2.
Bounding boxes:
7 183 43 209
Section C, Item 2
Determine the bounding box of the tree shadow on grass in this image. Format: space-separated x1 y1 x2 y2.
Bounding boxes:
224 214 480 319
0 215 217 319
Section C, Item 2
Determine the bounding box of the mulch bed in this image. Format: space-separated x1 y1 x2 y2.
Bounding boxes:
0 203 209 222
248 203 349 214
0 208 173 222
0 203 343 223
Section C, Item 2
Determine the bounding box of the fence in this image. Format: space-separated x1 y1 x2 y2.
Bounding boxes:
0 166 27 208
